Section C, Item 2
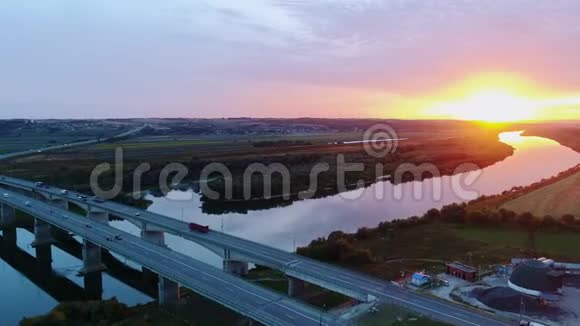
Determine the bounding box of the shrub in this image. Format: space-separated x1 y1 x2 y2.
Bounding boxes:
440 203 466 223
517 212 535 227
541 215 558 227
423 208 440 220
562 214 576 225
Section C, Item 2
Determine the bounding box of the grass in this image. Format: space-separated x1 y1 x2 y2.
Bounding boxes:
300 220 580 286
357 304 450 326
93 139 221 150
453 226 580 259
0 135 89 153
452 227 529 248
500 171 580 217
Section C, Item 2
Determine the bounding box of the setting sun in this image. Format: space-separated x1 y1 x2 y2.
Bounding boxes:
413 73 580 122
429 89 538 122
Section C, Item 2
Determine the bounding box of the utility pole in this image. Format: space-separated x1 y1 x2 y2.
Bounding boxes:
519 295 525 321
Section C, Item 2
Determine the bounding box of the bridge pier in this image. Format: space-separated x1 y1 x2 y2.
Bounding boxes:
84 271 104 300
80 240 107 275
35 244 53 271
288 276 306 297
0 203 16 226
158 276 180 304
141 230 166 247
79 209 109 275
223 260 249 276
49 197 68 210
1 227 17 247
31 218 55 247
141 227 166 283
86 210 109 224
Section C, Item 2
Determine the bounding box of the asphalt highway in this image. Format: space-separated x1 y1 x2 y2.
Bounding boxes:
0 189 341 326
0 125 145 162
0 177 514 326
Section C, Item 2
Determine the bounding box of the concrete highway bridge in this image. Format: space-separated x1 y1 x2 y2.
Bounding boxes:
0 176 514 326
0 189 341 326
9 220 159 299
0 230 91 301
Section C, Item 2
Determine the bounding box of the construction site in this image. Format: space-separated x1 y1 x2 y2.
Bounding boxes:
401 258 580 326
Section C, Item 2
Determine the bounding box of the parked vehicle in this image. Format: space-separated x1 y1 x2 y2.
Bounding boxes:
189 223 210 233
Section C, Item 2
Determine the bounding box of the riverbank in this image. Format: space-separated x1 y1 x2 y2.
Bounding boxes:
19 296 249 326
296 198 580 282
522 124 580 153
0 129 514 216
468 164 579 215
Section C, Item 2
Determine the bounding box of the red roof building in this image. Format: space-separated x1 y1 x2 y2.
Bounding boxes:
447 262 478 282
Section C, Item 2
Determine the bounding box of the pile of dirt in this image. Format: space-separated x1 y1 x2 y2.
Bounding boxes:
473 286 565 317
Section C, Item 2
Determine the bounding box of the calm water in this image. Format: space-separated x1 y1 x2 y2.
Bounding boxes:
142 132 580 264
1 132 579 325
0 229 151 326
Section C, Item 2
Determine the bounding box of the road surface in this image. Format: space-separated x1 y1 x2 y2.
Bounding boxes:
0 188 341 326
0 125 146 162
0 176 514 326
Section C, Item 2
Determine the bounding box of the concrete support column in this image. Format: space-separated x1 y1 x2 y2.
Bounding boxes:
223 260 249 276
158 276 179 304
142 267 159 288
31 218 55 247
0 203 16 226
288 276 306 297
141 230 166 247
79 209 108 275
86 210 109 224
2 228 17 247
80 240 106 275
35 244 53 271
141 228 166 284
84 272 103 300
49 198 68 210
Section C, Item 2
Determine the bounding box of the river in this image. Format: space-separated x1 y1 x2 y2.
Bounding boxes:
1 131 579 324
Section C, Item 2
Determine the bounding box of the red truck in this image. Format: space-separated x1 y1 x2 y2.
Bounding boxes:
189 223 210 233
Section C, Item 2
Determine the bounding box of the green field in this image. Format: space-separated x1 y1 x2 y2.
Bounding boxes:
453 226 580 259
93 139 221 150
0 122 127 154
0 135 89 154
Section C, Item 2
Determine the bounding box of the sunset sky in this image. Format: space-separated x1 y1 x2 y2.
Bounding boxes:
1 0 579 121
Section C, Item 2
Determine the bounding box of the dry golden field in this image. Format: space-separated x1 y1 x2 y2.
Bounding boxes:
501 171 580 217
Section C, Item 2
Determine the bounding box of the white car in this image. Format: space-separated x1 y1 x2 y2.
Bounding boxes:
60 190 69 195
25 201 31 207
3 193 9 198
